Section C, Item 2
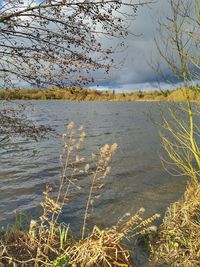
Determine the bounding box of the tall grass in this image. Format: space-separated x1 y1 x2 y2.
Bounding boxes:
0 122 159 267
152 182 200 267
150 100 200 266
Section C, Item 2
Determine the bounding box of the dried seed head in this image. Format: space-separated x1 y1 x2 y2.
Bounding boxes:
139 207 145 213
101 144 109 154
85 163 90 172
62 133 67 138
67 121 74 129
80 131 86 141
110 143 118 153
79 125 84 131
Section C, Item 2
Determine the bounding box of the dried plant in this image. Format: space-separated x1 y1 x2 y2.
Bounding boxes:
68 210 159 267
0 122 159 266
152 182 200 267
82 142 117 239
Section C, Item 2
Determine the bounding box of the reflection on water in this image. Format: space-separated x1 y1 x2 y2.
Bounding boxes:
0 101 187 266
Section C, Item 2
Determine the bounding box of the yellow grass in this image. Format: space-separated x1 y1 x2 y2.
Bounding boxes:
151 182 200 267
0 86 200 102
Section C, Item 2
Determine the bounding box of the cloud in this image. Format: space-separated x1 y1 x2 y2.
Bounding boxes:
94 0 174 91
1 0 196 91
97 0 200 92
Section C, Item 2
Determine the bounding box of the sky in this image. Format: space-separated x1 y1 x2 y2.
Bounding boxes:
94 0 174 92
0 0 196 92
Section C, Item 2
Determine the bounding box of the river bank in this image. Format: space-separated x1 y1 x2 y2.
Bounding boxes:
0 87 200 102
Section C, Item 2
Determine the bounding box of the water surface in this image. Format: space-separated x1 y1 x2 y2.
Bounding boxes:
0 101 187 266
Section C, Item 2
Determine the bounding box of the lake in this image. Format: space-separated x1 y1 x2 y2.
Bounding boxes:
0 101 187 266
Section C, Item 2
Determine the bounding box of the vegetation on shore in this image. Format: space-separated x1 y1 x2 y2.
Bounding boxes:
1 86 200 102
151 182 200 267
148 0 200 264
149 99 200 266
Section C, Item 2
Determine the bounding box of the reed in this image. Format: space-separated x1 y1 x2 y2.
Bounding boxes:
0 122 159 267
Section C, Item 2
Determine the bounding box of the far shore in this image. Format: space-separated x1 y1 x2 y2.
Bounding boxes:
0 86 200 102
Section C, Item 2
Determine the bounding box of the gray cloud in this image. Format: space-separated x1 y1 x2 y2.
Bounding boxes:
95 0 175 91
1 0 195 91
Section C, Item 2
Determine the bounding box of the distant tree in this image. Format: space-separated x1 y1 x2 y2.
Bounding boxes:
137 90 144 98
0 0 151 89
